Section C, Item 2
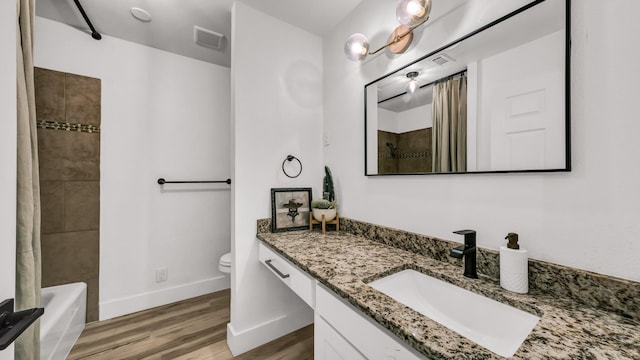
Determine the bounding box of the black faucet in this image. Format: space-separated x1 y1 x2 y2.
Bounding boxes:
449 230 478 279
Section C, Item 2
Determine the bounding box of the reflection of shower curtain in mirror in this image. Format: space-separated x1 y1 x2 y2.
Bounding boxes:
432 75 467 172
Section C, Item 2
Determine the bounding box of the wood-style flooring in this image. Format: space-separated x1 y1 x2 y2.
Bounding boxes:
68 289 314 359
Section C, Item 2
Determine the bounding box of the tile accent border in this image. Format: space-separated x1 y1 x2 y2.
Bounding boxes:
378 151 432 159
257 217 640 321
37 119 101 133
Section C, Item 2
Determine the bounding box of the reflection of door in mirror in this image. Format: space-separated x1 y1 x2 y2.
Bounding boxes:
377 84 434 174
479 31 565 171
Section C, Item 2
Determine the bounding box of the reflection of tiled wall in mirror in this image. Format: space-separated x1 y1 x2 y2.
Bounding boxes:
378 129 432 174
398 128 432 173
35 67 101 322
377 131 398 174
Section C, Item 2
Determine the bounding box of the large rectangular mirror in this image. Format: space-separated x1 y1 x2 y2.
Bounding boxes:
365 0 570 175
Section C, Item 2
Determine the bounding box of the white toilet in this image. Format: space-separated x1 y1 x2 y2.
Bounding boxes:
218 252 231 274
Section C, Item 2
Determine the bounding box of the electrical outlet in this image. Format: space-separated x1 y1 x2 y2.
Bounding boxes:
156 267 168 283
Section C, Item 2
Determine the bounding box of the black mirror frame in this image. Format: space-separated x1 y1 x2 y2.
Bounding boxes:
364 0 571 176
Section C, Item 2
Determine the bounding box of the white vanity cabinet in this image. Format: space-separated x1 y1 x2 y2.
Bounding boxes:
258 242 315 308
258 241 427 359
315 284 426 360
315 314 367 360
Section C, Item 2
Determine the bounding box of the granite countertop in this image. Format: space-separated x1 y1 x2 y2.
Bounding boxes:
257 229 640 359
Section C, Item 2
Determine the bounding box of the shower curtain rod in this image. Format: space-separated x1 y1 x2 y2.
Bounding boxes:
157 178 232 185
73 0 102 40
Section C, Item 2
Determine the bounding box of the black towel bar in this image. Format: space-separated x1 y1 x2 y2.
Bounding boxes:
157 178 231 185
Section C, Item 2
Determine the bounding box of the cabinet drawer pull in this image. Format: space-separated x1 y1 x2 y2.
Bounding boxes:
265 259 290 279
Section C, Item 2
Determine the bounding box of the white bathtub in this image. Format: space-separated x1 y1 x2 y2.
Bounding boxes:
41 282 86 360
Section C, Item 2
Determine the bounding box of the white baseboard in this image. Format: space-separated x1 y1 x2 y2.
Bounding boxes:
99 275 230 321
226 306 313 356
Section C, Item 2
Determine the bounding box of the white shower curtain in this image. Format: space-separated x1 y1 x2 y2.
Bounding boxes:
16 0 41 358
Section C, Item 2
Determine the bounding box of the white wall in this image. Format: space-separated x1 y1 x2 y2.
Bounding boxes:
0 1 16 358
229 1 322 354
377 108 396 133
397 104 433 133
35 17 232 320
324 0 640 282
378 104 432 134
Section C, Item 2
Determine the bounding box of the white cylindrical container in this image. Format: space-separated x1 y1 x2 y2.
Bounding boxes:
500 246 529 294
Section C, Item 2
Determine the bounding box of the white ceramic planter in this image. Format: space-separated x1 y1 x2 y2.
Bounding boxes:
312 208 337 222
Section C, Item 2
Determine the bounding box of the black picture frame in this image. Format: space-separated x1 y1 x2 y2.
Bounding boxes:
271 188 312 232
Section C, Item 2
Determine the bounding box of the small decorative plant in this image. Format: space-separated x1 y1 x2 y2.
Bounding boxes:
312 166 338 222
322 166 335 202
311 199 336 210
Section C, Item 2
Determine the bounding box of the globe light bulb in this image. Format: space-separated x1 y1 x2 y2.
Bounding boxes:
406 0 424 17
405 71 419 96
351 43 364 55
407 79 418 95
397 0 431 27
344 33 370 61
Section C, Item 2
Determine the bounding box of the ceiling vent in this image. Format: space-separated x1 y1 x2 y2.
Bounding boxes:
193 25 224 51
431 53 455 66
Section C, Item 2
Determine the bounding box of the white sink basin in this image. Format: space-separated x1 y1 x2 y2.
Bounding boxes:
369 269 540 357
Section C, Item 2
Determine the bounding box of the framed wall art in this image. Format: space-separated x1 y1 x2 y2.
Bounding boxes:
271 188 312 232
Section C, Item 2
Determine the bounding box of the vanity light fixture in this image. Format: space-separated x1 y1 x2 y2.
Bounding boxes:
344 0 431 61
406 71 419 95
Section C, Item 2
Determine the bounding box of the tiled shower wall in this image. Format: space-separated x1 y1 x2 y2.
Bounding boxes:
35 67 100 322
378 130 398 174
397 128 432 173
378 128 432 174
